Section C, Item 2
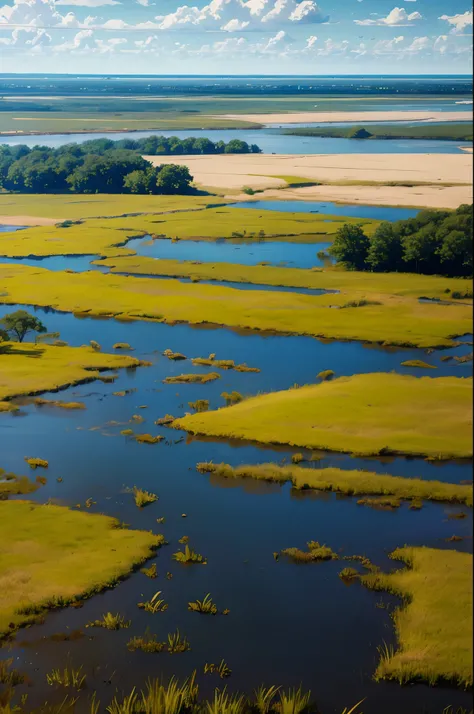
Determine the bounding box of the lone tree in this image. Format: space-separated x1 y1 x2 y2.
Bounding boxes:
0 310 47 343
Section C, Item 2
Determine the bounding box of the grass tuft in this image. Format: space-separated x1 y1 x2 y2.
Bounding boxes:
188 593 218 615
46 666 86 690
86 612 130 630
138 591 168 613
132 486 158 508
24 457 48 469
172 544 207 564
281 541 338 563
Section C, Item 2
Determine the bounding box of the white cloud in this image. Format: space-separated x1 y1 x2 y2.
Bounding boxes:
55 0 120 6
439 11 473 33
153 0 329 31
305 34 317 48
372 34 404 53
355 6 422 26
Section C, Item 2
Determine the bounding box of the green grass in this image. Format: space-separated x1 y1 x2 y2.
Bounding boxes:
0 342 146 412
98 255 473 301
188 593 218 615
362 547 473 687
284 123 473 142
86 612 131 630
0 500 162 637
1 265 470 348
138 591 168 613
175 373 473 459
172 544 207 564
194 462 472 505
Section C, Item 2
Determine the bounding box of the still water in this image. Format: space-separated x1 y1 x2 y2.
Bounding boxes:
0 127 470 155
0 301 472 714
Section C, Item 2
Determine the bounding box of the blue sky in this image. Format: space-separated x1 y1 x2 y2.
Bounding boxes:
0 0 472 74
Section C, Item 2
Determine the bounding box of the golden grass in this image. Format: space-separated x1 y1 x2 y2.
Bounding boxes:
0 264 470 348
196 462 473 505
0 500 162 636
362 547 473 687
163 373 221 384
175 373 473 459
0 341 147 411
0 194 211 221
99 255 473 301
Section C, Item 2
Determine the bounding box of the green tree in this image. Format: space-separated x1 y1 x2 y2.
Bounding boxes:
402 224 441 273
330 224 370 270
0 310 47 343
366 222 403 272
155 164 193 194
123 170 150 194
436 230 473 274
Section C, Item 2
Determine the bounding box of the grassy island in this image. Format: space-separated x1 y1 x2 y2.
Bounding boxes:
173 373 473 459
0 500 162 637
362 546 473 687
0 342 147 411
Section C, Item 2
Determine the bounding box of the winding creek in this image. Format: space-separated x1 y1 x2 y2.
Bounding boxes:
0 204 472 713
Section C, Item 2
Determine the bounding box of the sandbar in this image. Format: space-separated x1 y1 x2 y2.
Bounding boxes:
222 110 473 125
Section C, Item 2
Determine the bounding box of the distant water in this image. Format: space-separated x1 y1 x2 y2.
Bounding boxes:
0 128 470 155
233 201 419 221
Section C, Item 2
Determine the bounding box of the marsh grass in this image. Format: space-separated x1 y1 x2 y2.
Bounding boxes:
164 373 221 384
127 630 166 654
362 547 473 687
357 497 401 510
164 349 187 361
291 454 304 464
194 462 472 506
206 688 245 714
86 612 130 630
134 434 164 444
276 686 312 714
167 630 191 654
172 545 207 564
155 415 175 425
221 391 244 406
113 343 133 350
317 370 334 381
188 593 218 615
131 415 145 424
90 341 101 351
281 541 338 563
138 591 168 613
188 400 209 413
24 457 48 469
34 398 85 410
204 661 232 679
141 563 158 579
339 568 360 581
120 429 134 436
0 658 25 687
401 360 436 369
106 689 139 714
253 685 281 714
132 487 158 508
0 471 39 499
46 666 86 690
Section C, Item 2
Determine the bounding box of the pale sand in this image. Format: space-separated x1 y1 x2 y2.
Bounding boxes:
147 152 472 185
253 184 473 210
0 215 59 226
222 110 473 125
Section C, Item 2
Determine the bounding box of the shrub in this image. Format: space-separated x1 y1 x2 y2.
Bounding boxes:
188 399 209 412
221 391 244 405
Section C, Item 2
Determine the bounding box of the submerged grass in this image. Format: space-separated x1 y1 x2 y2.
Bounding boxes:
177 374 473 459
0 500 162 637
33 397 86 409
0 341 146 412
0 264 470 348
195 462 472 505
46 666 86 690
362 547 473 687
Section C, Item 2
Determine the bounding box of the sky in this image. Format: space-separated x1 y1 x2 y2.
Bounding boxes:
0 0 472 74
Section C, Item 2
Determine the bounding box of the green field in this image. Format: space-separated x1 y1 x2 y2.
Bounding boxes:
0 500 162 636
174 373 473 458
285 123 473 142
0 342 146 411
0 263 471 347
362 547 473 686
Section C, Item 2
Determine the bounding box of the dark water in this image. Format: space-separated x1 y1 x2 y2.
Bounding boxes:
0 128 471 155
233 201 419 221
0 301 472 714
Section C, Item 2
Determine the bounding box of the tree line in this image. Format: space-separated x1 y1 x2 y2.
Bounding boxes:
330 205 473 278
0 136 261 195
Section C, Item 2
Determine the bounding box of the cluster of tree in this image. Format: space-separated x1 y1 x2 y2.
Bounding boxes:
0 135 261 195
0 310 47 343
330 205 473 277
0 142 195 195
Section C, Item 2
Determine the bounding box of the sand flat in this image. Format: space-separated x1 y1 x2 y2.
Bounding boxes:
0 215 60 226
222 110 473 125
146 152 472 193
